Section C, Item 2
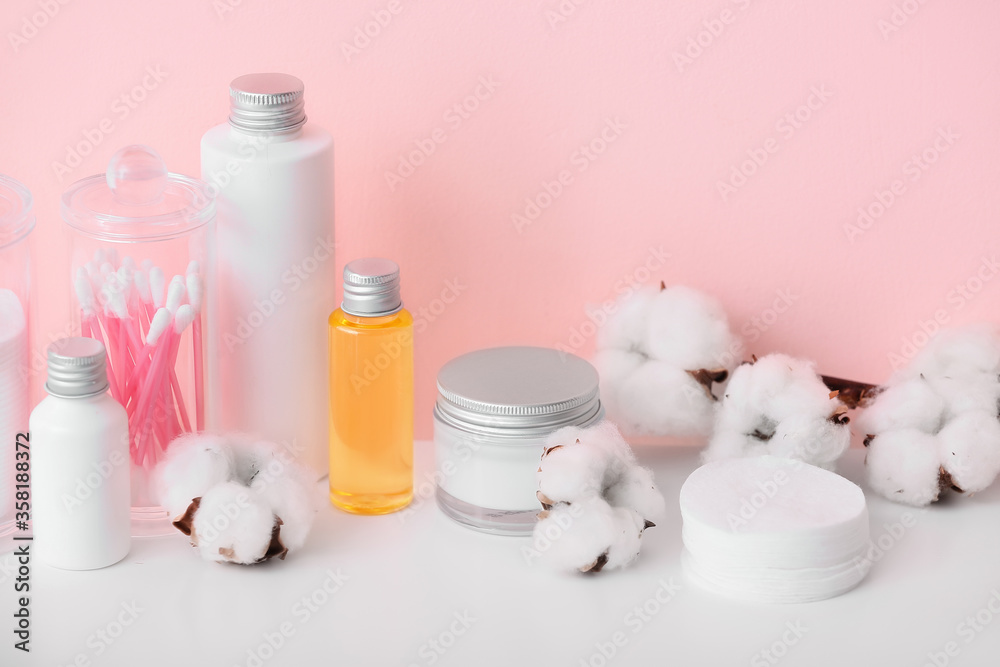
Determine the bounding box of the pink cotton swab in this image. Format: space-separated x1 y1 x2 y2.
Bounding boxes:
186 261 205 432
135 305 194 464
126 308 171 418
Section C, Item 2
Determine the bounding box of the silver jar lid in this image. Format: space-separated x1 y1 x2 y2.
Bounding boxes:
434 346 604 439
341 258 402 317
229 73 307 134
45 337 109 398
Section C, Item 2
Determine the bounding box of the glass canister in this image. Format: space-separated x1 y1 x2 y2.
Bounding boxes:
0 175 34 554
433 346 604 535
61 145 214 536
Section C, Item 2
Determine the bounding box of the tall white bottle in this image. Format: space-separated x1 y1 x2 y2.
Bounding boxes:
202 73 334 477
30 337 130 570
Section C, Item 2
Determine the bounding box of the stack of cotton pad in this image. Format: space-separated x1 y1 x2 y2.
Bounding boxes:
680 456 871 603
0 289 29 512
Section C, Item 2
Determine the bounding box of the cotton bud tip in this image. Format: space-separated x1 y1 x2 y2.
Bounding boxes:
147 308 172 345
165 275 186 313
149 267 165 309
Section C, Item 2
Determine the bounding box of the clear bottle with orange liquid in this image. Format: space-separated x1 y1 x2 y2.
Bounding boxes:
328 258 413 514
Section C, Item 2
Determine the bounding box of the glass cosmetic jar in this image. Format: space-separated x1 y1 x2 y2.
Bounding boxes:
434 346 603 535
61 145 214 536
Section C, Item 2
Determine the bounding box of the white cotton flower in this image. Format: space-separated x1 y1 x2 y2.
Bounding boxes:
594 285 738 437
704 354 851 470
155 433 317 563
533 421 663 573
863 325 1000 506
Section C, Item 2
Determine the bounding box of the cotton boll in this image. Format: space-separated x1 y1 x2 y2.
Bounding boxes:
535 421 664 573
602 506 648 571
155 433 234 518
938 411 1000 494
604 465 667 522
859 379 945 435
193 482 276 564
642 286 735 370
538 441 611 504
533 498 645 573
900 326 1000 382
927 374 1000 421
706 354 849 468
769 413 850 470
613 361 717 436
539 422 637 504
739 355 833 422
596 288 655 352
248 451 318 553
702 430 762 464
533 499 618 572
865 430 942 507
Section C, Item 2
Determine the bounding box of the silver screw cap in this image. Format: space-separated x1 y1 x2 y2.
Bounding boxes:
342 258 402 317
45 337 109 398
229 73 307 134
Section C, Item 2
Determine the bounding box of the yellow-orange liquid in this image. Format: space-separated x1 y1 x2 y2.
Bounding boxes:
328 308 414 514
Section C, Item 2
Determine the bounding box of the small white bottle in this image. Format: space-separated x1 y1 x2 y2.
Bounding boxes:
30 337 130 570
202 73 334 478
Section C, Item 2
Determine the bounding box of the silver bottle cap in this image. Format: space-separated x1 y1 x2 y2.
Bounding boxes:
341 258 402 317
45 337 109 398
229 73 307 134
434 346 604 438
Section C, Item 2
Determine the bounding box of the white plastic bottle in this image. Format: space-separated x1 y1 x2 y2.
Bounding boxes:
30 337 130 570
202 73 334 477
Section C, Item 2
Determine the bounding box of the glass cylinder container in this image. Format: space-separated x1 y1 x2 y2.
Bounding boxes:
434 346 604 535
61 145 214 536
0 175 34 554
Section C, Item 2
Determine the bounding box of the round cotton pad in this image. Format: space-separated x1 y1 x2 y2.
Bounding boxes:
679 456 871 603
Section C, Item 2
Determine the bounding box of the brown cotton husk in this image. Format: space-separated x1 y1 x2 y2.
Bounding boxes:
686 368 730 400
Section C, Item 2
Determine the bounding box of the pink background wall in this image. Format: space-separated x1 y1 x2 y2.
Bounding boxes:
3 0 998 439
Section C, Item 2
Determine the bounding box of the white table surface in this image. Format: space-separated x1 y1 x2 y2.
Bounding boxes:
3 442 1000 667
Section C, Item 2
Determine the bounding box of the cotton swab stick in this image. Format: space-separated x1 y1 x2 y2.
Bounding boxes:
127 308 171 417
167 304 195 435
187 261 205 431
